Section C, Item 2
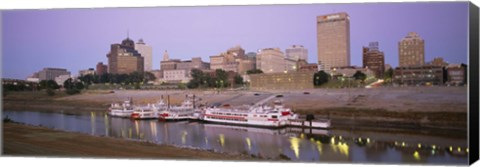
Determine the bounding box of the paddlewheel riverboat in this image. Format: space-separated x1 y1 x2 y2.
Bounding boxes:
203 100 298 128
108 98 134 118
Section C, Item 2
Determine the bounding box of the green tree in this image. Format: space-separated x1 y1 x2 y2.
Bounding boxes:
234 74 243 85
187 69 205 89
144 72 156 82
215 69 229 88
353 71 367 82
384 68 394 83
314 70 330 86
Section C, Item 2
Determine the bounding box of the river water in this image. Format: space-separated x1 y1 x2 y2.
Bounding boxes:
3 110 468 164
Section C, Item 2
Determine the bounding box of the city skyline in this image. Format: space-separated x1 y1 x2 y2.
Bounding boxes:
2 2 469 79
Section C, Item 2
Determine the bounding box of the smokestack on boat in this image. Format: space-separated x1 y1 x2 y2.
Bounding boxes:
193 94 196 109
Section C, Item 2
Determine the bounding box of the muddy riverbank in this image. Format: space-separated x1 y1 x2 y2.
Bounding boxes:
2 122 261 160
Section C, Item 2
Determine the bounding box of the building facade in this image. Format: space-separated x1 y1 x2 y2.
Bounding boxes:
96 62 108 76
393 65 445 85
296 59 319 72
362 42 385 78
285 45 308 61
249 72 315 90
162 69 191 83
256 48 286 74
79 68 96 76
429 57 449 67
209 46 251 73
107 37 144 74
55 74 71 86
398 32 425 67
446 64 467 86
176 57 210 71
317 12 350 71
37 68 71 81
135 39 153 71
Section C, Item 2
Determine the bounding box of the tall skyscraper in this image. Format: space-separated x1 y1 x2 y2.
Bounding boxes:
398 32 425 67
285 45 308 61
363 42 385 78
106 37 144 74
135 39 153 71
317 12 350 71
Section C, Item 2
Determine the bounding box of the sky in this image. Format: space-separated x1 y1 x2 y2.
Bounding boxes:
1 2 469 79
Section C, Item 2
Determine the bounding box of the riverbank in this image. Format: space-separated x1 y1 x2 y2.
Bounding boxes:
2 122 260 160
2 86 468 130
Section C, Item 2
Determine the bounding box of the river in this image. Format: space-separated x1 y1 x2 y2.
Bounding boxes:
2 110 468 164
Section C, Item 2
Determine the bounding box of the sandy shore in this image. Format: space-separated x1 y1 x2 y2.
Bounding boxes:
2 122 260 160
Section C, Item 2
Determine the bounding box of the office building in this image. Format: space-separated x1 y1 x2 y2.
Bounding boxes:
446 64 467 86
256 48 286 74
96 62 108 75
429 57 449 67
285 45 308 61
317 12 350 71
398 32 425 67
106 37 144 74
79 68 96 76
135 39 153 71
36 68 71 81
362 42 385 78
250 72 315 90
393 65 445 85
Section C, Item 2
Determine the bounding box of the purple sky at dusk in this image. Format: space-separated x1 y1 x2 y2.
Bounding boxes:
1 2 469 79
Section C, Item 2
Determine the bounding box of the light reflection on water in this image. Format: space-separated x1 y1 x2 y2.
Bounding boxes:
2 111 468 164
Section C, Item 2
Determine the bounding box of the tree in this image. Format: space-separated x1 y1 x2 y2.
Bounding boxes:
63 78 74 89
384 68 394 82
234 74 244 85
314 70 330 86
187 69 205 89
353 70 367 82
215 69 229 88
246 69 263 74
144 72 156 82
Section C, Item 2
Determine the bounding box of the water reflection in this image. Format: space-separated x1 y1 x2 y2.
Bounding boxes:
2 111 468 164
289 137 301 159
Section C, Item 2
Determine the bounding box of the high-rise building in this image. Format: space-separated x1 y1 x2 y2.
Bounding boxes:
285 45 308 61
256 48 286 74
317 12 350 71
363 42 385 78
106 37 144 74
398 32 425 67
135 39 153 71
96 62 108 76
37 68 71 81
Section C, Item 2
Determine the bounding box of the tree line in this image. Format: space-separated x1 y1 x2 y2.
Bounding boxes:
187 69 244 89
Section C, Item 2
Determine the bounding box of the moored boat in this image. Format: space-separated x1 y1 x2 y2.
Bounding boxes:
130 104 159 120
202 100 298 128
108 98 134 118
158 95 198 121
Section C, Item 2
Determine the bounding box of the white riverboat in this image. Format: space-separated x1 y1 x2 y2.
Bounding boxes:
108 98 134 118
130 104 159 120
158 99 195 121
202 100 298 128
